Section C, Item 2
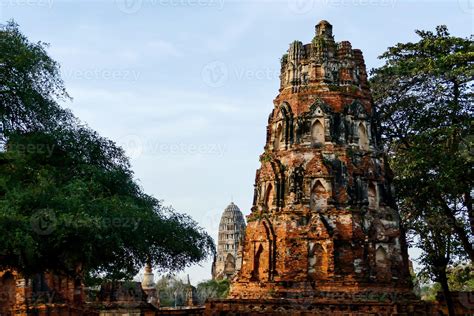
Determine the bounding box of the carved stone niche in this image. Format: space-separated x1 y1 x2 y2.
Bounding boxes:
247 220 276 282
309 178 331 211
311 119 325 144
308 242 329 279
375 244 392 282
358 122 369 150
289 165 305 203
262 181 275 210
273 122 284 151
368 181 378 209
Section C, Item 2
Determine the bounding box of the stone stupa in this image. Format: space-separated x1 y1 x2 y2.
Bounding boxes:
206 21 432 315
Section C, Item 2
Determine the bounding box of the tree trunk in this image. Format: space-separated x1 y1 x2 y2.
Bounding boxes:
465 191 474 240
73 263 84 305
438 197 474 261
438 269 456 316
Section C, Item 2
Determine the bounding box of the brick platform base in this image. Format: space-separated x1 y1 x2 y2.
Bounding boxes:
204 298 434 316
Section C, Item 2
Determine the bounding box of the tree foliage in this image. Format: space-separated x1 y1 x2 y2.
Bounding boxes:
0 21 215 282
155 276 189 307
0 21 72 134
418 263 474 300
447 263 474 291
154 276 230 306
196 279 230 303
371 25 473 314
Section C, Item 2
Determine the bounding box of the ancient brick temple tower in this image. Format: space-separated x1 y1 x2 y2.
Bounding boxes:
206 21 431 315
212 202 246 280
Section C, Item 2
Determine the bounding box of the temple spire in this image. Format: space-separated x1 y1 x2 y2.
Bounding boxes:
315 20 333 38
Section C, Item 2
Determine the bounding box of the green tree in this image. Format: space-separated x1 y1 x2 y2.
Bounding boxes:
409 205 462 314
0 21 72 135
371 25 473 315
0 21 215 284
447 263 474 291
155 276 188 307
196 279 230 304
417 263 473 301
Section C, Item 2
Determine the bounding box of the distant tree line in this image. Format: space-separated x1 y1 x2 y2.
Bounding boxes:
154 276 229 307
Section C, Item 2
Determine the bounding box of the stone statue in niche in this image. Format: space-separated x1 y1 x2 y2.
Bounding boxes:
289 165 305 203
349 176 365 204
370 120 378 147
355 66 360 83
253 184 260 207
295 117 305 143
378 183 392 207
331 70 339 83
344 119 354 144
289 170 296 193
372 158 381 176
331 113 346 144
295 167 305 201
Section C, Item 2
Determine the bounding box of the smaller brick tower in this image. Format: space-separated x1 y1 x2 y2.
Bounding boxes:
212 202 246 280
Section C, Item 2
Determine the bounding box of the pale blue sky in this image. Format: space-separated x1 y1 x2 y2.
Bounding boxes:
2 0 472 283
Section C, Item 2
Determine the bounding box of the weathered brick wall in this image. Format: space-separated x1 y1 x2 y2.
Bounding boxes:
205 298 435 316
0 270 82 315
